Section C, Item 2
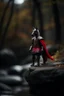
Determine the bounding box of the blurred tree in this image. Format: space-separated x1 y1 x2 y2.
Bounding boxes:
32 0 44 36
0 0 11 36
52 0 61 44
0 0 14 49
0 0 63 48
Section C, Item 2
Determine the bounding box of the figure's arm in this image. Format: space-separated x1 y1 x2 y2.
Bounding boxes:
29 46 32 51
29 39 33 51
40 40 54 60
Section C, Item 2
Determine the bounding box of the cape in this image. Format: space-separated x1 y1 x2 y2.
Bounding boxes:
40 39 54 60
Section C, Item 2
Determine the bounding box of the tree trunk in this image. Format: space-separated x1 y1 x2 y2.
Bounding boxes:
31 1 36 27
0 0 14 49
52 0 61 44
32 0 44 36
0 0 11 36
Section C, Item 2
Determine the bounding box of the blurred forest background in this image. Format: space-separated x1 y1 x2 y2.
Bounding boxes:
0 0 64 63
0 1 64 95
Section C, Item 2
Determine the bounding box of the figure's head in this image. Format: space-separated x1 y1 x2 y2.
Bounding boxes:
31 28 40 37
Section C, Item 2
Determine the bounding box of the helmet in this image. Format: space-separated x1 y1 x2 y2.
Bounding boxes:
31 28 40 37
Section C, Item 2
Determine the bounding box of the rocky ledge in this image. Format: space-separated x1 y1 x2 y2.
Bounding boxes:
25 65 64 96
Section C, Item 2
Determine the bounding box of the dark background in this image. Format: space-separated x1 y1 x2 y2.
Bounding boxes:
0 0 64 96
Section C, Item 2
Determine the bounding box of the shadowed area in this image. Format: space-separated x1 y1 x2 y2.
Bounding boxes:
25 66 64 96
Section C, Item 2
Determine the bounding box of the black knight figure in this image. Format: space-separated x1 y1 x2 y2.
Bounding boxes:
29 28 54 66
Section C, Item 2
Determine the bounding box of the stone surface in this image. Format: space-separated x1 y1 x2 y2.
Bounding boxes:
25 65 64 96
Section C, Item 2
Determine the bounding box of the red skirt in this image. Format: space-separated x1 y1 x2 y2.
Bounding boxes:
32 47 41 54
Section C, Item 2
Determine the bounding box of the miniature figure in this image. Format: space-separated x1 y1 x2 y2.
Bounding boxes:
29 28 54 66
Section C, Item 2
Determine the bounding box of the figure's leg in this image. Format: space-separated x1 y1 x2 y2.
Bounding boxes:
43 55 47 64
42 51 47 64
37 53 40 66
32 54 35 66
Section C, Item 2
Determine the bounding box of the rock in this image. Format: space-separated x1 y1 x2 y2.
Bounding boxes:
0 83 12 91
7 65 31 78
25 66 64 96
0 75 22 86
46 45 58 55
0 83 13 95
0 70 8 76
7 65 23 76
0 48 17 69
